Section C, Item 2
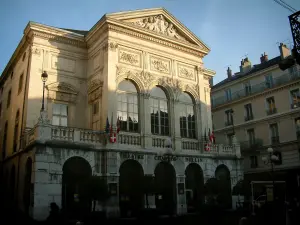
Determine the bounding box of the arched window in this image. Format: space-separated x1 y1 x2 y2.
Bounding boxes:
179 93 196 138
2 121 8 159
13 110 20 152
150 87 169 136
117 80 139 132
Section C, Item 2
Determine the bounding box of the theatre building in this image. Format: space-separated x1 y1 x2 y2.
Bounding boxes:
0 8 243 220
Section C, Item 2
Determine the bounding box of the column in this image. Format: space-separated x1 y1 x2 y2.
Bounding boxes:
176 175 187 215
143 93 152 148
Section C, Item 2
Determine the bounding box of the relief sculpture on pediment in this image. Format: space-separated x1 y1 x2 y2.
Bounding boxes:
132 15 186 41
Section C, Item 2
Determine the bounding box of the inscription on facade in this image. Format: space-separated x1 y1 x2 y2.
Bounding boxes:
154 155 177 161
121 152 144 160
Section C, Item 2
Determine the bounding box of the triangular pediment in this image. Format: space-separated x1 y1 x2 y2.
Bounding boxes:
106 8 210 53
46 82 78 95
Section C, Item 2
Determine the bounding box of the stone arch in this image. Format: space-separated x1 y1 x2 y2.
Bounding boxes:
215 164 232 209
183 84 199 102
180 90 197 105
119 159 144 217
60 150 94 173
62 156 93 215
148 80 174 100
185 163 205 212
116 69 145 93
154 161 177 215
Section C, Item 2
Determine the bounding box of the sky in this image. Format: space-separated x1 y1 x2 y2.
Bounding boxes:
0 0 299 84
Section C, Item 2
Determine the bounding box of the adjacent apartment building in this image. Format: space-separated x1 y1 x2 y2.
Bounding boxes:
0 8 243 221
211 43 300 198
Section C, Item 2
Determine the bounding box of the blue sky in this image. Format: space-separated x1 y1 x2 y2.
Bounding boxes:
0 0 299 84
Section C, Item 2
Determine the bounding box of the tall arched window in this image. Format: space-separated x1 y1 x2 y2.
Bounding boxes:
117 80 139 132
150 87 169 135
13 110 20 152
2 121 8 159
179 93 196 138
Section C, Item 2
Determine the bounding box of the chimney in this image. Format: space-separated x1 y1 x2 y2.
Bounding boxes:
227 67 232 79
279 43 290 59
240 57 252 73
260 52 269 63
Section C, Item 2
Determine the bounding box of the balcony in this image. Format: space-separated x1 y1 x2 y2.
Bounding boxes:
245 114 254 121
225 121 233 126
271 136 280 145
291 102 300 109
240 139 263 152
19 121 240 158
266 108 277 115
212 69 300 108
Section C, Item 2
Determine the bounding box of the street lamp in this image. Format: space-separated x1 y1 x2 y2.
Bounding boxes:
262 147 280 202
41 71 48 111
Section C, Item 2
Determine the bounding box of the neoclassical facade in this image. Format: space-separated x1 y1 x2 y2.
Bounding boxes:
0 8 243 220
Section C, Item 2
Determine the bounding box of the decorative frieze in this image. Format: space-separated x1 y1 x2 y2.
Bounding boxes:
177 64 195 81
150 56 170 74
118 49 141 67
128 15 187 42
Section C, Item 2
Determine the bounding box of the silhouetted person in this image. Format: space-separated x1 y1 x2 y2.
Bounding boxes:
47 202 62 225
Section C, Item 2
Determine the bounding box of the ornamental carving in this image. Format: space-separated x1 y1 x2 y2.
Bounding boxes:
109 42 118 51
131 15 187 42
158 77 183 100
88 79 103 94
119 50 141 67
116 66 144 91
178 66 194 80
141 71 155 90
150 57 170 74
32 47 41 56
185 84 199 99
46 82 78 103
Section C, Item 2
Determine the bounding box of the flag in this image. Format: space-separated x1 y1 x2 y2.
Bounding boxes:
208 128 211 141
110 112 114 134
105 117 110 134
116 116 120 133
210 131 216 144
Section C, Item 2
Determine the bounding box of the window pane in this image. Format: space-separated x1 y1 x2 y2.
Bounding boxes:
61 117 68 126
61 105 68 116
52 116 60 126
53 104 60 115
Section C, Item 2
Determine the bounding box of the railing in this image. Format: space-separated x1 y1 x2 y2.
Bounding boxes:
19 123 240 157
266 108 277 115
152 136 168 148
212 68 300 108
271 136 280 145
240 139 263 152
182 139 199 151
118 132 141 146
51 127 74 141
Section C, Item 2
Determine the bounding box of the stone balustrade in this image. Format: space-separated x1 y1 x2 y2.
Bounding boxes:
20 122 241 158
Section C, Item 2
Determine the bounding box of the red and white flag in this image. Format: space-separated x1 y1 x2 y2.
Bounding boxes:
209 131 216 144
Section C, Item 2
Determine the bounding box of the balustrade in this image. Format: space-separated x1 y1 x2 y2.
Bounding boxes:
118 133 141 146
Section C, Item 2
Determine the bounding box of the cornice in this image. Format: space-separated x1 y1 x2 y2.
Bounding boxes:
107 22 205 58
212 79 300 111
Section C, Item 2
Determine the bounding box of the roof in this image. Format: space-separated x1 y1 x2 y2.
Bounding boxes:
59 28 89 36
212 56 282 89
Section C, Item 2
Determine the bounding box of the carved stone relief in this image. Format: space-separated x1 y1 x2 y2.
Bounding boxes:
129 15 187 42
158 77 183 100
184 83 199 99
118 49 141 67
46 82 78 103
88 79 103 103
31 47 41 56
109 42 118 51
150 56 170 74
178 64 195 80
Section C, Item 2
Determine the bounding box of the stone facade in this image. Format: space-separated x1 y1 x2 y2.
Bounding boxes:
0 8 243 220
